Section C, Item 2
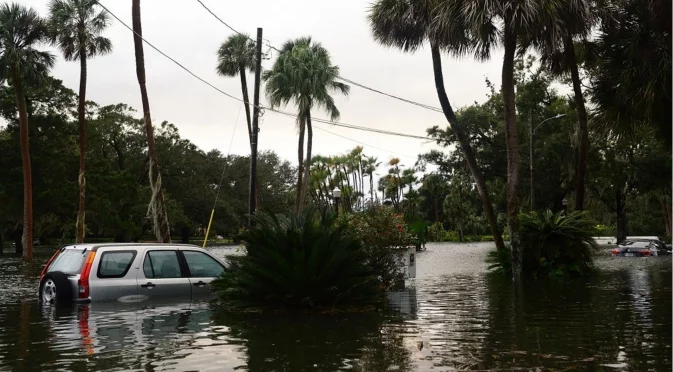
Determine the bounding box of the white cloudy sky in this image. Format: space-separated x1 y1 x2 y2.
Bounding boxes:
22 0 505 176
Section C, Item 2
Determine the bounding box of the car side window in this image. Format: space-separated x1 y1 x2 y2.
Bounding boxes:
182 251 224 278
98 251 136 278
143 251 183 279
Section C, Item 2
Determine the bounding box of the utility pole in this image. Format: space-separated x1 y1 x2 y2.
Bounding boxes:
249 28 262 226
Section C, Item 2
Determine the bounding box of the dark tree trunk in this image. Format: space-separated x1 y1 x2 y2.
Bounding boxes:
12 65 33 261
132 0 171 243
566 37 590 211
429 43 505 252
76 43 88 244
434 199 439 223
616 188 628 243
300 110 313 211
239 65 253 146
295 117 305 212
180 226 190 244
502 21 521 280
369 172 374 202
660 196 671 238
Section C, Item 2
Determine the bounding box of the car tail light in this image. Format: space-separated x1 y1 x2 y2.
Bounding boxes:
642 250 652 256
611 249 621 256
40 248 62 280
78 252 96 299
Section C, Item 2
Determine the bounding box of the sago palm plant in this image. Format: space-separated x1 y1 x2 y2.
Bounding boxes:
520 210 598 276
211 208 382 312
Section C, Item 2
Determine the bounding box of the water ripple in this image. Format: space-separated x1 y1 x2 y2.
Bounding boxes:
0 244 670 371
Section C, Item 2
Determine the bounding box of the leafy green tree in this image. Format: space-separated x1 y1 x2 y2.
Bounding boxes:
0 3 55 260
49 0 112 243
263 37 350 212
588 0 671 151
522 0 594 210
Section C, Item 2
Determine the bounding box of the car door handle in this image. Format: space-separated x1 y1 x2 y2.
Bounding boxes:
141 282 155 289
193 281 206 287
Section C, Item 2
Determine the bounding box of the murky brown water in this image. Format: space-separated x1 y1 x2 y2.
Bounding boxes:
0 242 670 371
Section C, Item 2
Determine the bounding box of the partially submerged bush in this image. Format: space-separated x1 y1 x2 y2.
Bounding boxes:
487 210 598 278
347 205 412 288
211 208 383 312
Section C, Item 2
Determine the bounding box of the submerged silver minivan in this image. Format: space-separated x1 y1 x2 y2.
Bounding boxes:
38 243 226 304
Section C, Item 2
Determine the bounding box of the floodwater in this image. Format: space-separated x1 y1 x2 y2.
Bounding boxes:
0 242 670 371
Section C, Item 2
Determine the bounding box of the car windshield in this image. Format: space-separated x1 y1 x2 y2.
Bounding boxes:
621 242 650 250
48 249 87 275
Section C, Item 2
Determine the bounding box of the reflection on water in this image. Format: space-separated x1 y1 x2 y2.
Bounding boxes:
0 244 670 371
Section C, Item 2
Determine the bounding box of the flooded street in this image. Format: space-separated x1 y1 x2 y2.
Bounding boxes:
0 242 670 371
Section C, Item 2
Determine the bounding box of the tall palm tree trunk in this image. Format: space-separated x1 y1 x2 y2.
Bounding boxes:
295 117 305 212
132 0 170 243
301 110 313 210
369 172 374 202
502 23 522 280
76 43 87 244
616 187 627 244
430 43 505 252
12 66 33 261
566 37 589 211
239 65 253 145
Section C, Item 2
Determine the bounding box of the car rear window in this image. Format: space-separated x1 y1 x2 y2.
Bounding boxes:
623 242 650 250
97 251 137 278
48 249 86 274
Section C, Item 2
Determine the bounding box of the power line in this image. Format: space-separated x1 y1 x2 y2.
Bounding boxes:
95 0 427 141
313 125 418 160
194 0 444 114
195 0 240 36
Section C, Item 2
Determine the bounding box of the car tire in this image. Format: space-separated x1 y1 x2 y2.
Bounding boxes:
39 272 73 304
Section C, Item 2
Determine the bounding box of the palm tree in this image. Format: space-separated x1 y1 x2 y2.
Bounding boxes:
216 34 256 148
0 3 55 260
368 0 506 253
49 0 112 243
589 0 671 150
363 155 379 202
430 0 563 279
263 37 350 211
131 0 170 242
401 168 416 195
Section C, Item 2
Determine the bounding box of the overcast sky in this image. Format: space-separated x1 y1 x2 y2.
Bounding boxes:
22 0 505 178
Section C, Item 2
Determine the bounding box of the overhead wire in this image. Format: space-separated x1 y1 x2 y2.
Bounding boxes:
95 0 429 141
194 0 444 113
202 102 244 247
313 125 418 160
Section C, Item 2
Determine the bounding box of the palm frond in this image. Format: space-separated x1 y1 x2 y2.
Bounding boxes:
48 0 113 61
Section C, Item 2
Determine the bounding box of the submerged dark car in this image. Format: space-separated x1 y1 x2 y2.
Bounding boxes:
611 239 672 257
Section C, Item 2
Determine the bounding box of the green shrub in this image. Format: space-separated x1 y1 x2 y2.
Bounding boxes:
427 222 445 242
594 224 616 236
486 248 511 275
211 208 383 312
347 205 412 288
486 211 598 278
443 230 460 242
520 210 598 277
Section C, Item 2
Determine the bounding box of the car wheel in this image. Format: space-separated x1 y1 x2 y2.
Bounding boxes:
39 272 73 304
